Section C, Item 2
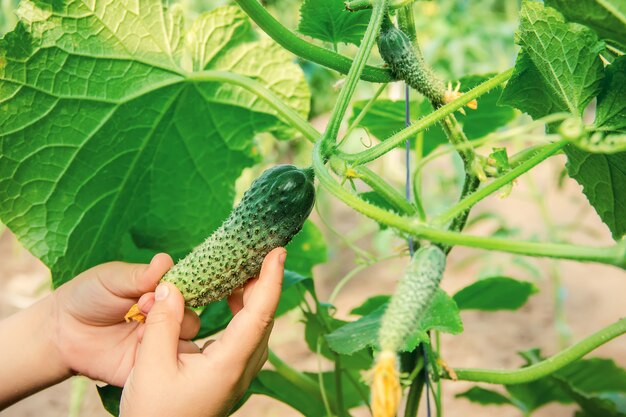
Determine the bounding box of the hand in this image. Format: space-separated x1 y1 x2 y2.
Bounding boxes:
120 247 287 417
50 254 201 386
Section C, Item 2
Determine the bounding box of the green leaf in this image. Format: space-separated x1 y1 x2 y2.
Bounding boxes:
557 358 626 394
248 371 327 417
505 378 571 413
456 386 515 407
595 56 626 133
453 276 538 311
502 2 605 116
96 385 122 417
325 289 463 355
545 0 626 50
564 146 626 240
350 294 390 316
0 2 310 286
500 51 562 119
304 370 369 410
304 307 373 369
297 0 372 46
285 221 328 277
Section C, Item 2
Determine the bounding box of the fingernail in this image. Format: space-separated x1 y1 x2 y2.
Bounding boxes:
155 283 169 301
278 250 287 265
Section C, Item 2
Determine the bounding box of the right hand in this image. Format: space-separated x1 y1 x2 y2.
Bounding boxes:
120 247 287 417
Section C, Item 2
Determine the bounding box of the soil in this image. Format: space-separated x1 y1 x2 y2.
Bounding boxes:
1 154 625 417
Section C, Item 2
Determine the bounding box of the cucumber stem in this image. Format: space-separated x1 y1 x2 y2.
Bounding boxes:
447 318 626 384
234 0 393 83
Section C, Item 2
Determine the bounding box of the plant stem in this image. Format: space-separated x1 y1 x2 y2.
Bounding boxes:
404 363 425 417
447 318 626 384
316 339 335 417
189 70 319 143
338 69 514 165
353 166 417 215
234 0 393 83
268 349 325 401
434 140 567 226
333 354 346 417
313 141 626 268
321 0 388 158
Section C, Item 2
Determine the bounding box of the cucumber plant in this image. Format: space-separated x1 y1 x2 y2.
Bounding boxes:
1 0 626 416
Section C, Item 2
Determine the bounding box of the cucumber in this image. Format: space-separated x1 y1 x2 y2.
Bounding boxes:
377 15 446 106
378 245 446 352
156 164 315 308
371 245 446 417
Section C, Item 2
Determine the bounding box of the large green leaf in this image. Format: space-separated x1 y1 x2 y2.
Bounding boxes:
511 2 605 116
325 289 463 355
500 2 625 240
453 276 538 311
297 0 371 47
0 2 310 285
545 0 626 50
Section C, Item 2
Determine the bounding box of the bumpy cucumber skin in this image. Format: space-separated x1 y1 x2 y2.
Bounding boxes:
377 16 446 106
378 245 446 352
163 165 315 307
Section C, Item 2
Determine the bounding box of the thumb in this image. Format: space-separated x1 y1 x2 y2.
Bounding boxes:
136 282 185 370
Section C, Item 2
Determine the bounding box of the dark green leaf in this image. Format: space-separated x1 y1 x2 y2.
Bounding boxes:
96 385 123 417
325 289 463 355
557 358 626 394
248 370 327 417
297 0 372 46
453 276 538 311
358 191 398 230
456 386 515 406
304 370 369 410
285 221 328 277
564 146 626 240
545 0 626 50
350 294 390 316
596 56 626 132
505 378 571 413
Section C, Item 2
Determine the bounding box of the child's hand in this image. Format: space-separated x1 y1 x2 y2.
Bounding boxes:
120 248 286 417
51 254 201 386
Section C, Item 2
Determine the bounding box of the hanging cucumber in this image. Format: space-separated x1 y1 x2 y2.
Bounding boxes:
125 165 316 322
371 245 447 417
377 14 477 110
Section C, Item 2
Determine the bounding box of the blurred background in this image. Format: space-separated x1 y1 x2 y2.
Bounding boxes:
1 0 625 416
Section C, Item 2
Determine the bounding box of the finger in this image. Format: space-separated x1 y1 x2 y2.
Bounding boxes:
180 308 201 340
178 340 201 354
242 248 286 321
137 292 155 313
210 248 285 360
98 253 174 298
227 287 245 315
136 282 185 370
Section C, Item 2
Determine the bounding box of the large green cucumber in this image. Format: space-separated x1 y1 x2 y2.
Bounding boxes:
163 165 315 307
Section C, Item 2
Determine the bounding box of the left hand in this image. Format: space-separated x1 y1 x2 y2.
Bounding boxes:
50 254 201 386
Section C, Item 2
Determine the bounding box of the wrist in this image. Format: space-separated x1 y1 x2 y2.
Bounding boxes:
0 294 72 409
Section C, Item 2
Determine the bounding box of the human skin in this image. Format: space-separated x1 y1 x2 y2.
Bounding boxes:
0 247 286 417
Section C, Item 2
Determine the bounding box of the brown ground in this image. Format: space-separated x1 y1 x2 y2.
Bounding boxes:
1 154 625 417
